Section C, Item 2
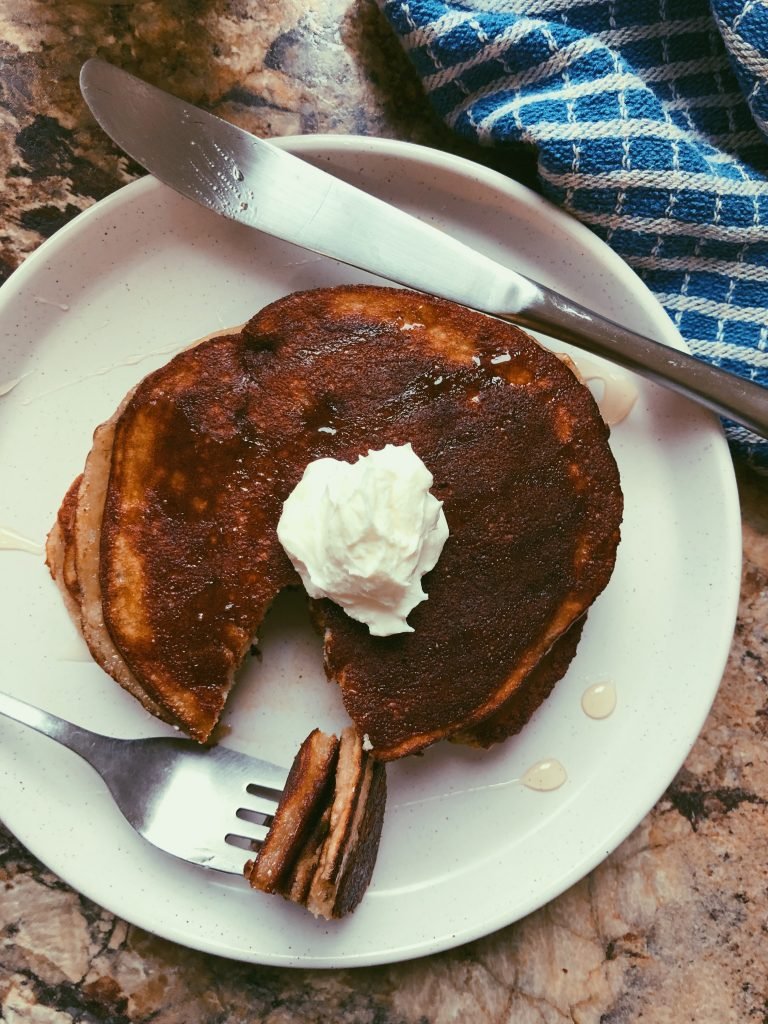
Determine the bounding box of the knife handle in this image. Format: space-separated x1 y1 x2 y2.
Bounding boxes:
507 285 768 440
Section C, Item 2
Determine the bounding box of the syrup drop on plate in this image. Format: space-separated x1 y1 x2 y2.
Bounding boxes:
521 758 567 792
581 681 617 720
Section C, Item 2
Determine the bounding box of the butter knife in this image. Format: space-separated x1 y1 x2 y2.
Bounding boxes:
79 58 768 439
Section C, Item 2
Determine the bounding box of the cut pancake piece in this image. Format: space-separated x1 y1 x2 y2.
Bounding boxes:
246 728 339 894
245 727 387 919
48 285 623 753
304 728 387 919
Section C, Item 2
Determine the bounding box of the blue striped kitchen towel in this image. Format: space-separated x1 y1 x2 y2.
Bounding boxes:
379 0 768 472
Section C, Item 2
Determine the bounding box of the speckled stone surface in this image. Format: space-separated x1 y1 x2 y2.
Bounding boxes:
1 3 767 1021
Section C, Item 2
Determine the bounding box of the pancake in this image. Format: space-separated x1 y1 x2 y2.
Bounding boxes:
246 728 340 894
304 728 387 919
47 473 83 624
47 392 175 724
47 285 623 756
454 616 586 747
245 727 387 919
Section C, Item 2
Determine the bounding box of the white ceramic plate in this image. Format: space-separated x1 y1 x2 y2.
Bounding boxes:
0 137 741 967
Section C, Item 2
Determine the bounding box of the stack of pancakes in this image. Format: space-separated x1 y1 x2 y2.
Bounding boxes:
47 284 623 914
48 284 622 757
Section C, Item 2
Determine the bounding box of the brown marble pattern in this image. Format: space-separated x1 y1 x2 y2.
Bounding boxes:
0 0 535 285
1 2 767 1021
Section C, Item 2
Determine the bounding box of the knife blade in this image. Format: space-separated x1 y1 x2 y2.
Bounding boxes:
79 58 767 438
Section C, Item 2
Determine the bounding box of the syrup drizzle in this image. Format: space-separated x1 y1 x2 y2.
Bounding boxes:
581 681 617 720
395 756 568 809
520 758 568 792
34 296 70 312
57 638 94 662
0 373 31 397
20 343 185 406
0 527 43 555
569 355 638 426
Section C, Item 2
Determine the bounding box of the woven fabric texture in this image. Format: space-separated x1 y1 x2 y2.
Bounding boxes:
379 0 768 471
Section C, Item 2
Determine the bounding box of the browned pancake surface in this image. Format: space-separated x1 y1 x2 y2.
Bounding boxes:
93 285 621 749
454 617 586 747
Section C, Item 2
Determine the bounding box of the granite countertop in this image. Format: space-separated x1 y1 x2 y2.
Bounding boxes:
1 3 767 1022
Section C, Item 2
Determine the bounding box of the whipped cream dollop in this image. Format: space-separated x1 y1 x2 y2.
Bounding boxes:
277 443 449 637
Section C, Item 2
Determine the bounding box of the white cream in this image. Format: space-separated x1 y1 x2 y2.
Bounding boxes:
277 443 449 637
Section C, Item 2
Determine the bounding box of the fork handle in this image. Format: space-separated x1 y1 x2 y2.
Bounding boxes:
0 690 107 768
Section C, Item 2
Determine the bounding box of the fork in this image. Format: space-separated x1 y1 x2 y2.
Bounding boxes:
0 690 289 874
